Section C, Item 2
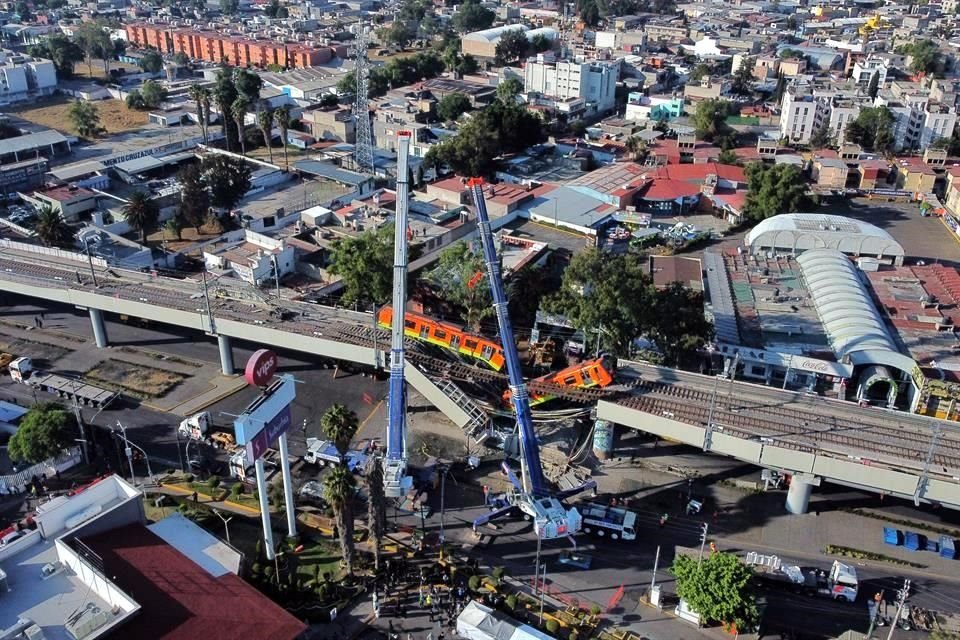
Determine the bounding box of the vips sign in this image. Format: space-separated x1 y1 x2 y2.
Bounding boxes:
246 403 293 461
245 349 279 387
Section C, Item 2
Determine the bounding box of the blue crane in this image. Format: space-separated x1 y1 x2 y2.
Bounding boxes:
383 131 413 497
466 178 596 541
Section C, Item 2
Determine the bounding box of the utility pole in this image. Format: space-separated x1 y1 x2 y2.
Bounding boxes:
697 522 709 568
200 264 216 335
439 464 448 543
214 510 234 545
534 528 543 596
82 238 98 287
885 579 911 640
649 544 660 594
538 563 547 624
270 254 280 299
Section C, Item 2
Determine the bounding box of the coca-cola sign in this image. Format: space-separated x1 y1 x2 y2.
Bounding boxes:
245 349 278 387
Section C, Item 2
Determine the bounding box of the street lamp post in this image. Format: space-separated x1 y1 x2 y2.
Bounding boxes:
82 237 98 287
215 509 233 545
175 428 184 472
439 464 449 543
115 421 136 483
270 254 280 299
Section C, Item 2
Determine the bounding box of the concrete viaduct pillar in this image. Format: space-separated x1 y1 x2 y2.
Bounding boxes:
786 473 821 514
217 335 234 375
89 308 108 348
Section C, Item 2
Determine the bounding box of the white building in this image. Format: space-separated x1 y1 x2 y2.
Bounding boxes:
204 229 296 286
876 83 958 151
779 84 873 146
851 56 891 89
779 89 824 144
0 49 56 104
523 56 619 114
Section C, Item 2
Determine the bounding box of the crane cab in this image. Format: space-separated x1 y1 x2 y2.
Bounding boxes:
513 494 583 539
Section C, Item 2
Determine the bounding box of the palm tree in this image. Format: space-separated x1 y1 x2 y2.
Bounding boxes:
123 191 159 244
257 102 275 165
366 457 387 570
323 464 356 576
164 216 184 241
273 104 291 171
34 204 73 248
200 90 212 144
231 97 249 155
321 404 359 459
188 84 211 144
625 136 648 163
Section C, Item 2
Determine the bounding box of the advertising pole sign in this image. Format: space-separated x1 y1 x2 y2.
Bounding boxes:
245 349 279 387
246 403 293 461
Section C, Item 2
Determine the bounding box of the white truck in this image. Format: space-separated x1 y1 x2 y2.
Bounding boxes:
579 503 638 540
304 438 368 472
748 554 859 602
178 412 237 450
8 357 32 383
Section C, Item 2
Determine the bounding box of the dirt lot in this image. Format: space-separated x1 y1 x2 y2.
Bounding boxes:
86 360 185 398
7 96 149 137
0 332 72 369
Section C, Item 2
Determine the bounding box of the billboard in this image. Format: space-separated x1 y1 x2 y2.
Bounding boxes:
246 404 293 461
233 374 296 448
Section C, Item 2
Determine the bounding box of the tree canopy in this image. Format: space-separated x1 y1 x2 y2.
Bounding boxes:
844 106 895 153
437 92 473 122
742 162 816 223
575 0 675 27
321 404 360 458
379 21 413 47
495 29 529 65
123 191 160 243
177 164 211 231
808 121 832 149
328 225 396 308
34 205 74 249
67 100 102 138
692 99 733 142
497 77 524 103
897 39 944 76
8 402 75 464
424 242 493 331
29 34 84 79
139 49 164 74
672 552 759 631
649 282 713 367
201 154 252 211
424 100 544 178
452 0 495 33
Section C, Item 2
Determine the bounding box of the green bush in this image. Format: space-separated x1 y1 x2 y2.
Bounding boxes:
209 475 221 489
230 483 243 497
468 575 481 591
506 595 517 611
492 566 505 583
184 474 194 482
545 620 559 634
589 604 601 616
570 632 579 640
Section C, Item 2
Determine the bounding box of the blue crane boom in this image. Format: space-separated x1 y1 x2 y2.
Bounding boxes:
467 178 546 496
383 131 413 497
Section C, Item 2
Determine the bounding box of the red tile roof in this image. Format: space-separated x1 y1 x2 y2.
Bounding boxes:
84 524 307 640
642 179 700 201
653 163 747 184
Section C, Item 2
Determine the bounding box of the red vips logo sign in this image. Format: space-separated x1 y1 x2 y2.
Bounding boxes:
245 349 278 387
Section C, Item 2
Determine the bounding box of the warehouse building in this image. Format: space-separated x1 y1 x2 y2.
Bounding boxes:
745 213 905 266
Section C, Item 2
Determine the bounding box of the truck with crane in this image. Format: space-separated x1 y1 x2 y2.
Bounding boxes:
466 178 596 542
747 553 859 602
580 503 638 540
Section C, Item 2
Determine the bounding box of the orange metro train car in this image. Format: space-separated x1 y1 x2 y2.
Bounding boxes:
377 306 506 371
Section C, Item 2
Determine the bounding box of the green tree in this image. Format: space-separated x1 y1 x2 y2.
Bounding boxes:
141 80 168 108
808 121 832 149
497 77 524 103
174 51 190 66
73 21 111 77
672 552 759 630
897 39 943 76
717 148 739 165
437 92 472 121
651 283 713 367
495 29 529 65
177 164 211 231
425 99 544 178
214 66 240 151
138 49 164 74
731 57 754 96
452 0 495 33
231 97 249 155
689 63 711 83
30 34 84 79
202 155 252 211
125 90 146 110
380 21 413 48
273 105 291 171
67 100 101 138
220 0 239 14
264 0 281 17
366 457 387 570
323 465 357 575
844 106 895 153
625 136 649 163
257 103 275 164
742 162 815 223
866 70 880 98
530 34 552 53
188 84 212 144
425 242 493 331
123 191 159 243
692 99 731 142
8 403 75 464
234 67 263 102
327 225 395 307
164 215 184 241
319 93 339 108
321 404 360 458
34 205 73 248
543 249 657 356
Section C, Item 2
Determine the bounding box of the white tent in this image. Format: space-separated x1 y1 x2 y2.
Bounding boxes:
456 602 556 640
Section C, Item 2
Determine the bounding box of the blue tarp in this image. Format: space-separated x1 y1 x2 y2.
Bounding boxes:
883 527 901 546
941 536 956 559
904 531 921 551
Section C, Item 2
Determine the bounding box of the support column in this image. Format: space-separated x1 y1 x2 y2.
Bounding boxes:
255 457 276 560
277 433 298 539
785 474 820 515
217 335 234 375
592 419 614 460
89 308 108 348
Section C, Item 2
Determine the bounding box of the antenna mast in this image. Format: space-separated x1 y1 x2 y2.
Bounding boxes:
353 21 375 174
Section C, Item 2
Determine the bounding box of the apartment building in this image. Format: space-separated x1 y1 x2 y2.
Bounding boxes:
779 83 873 146
523 55 619 114
876 82 958 150
851 55 891 88
125 23 330 68
0 49 56 104
301 106 354 142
